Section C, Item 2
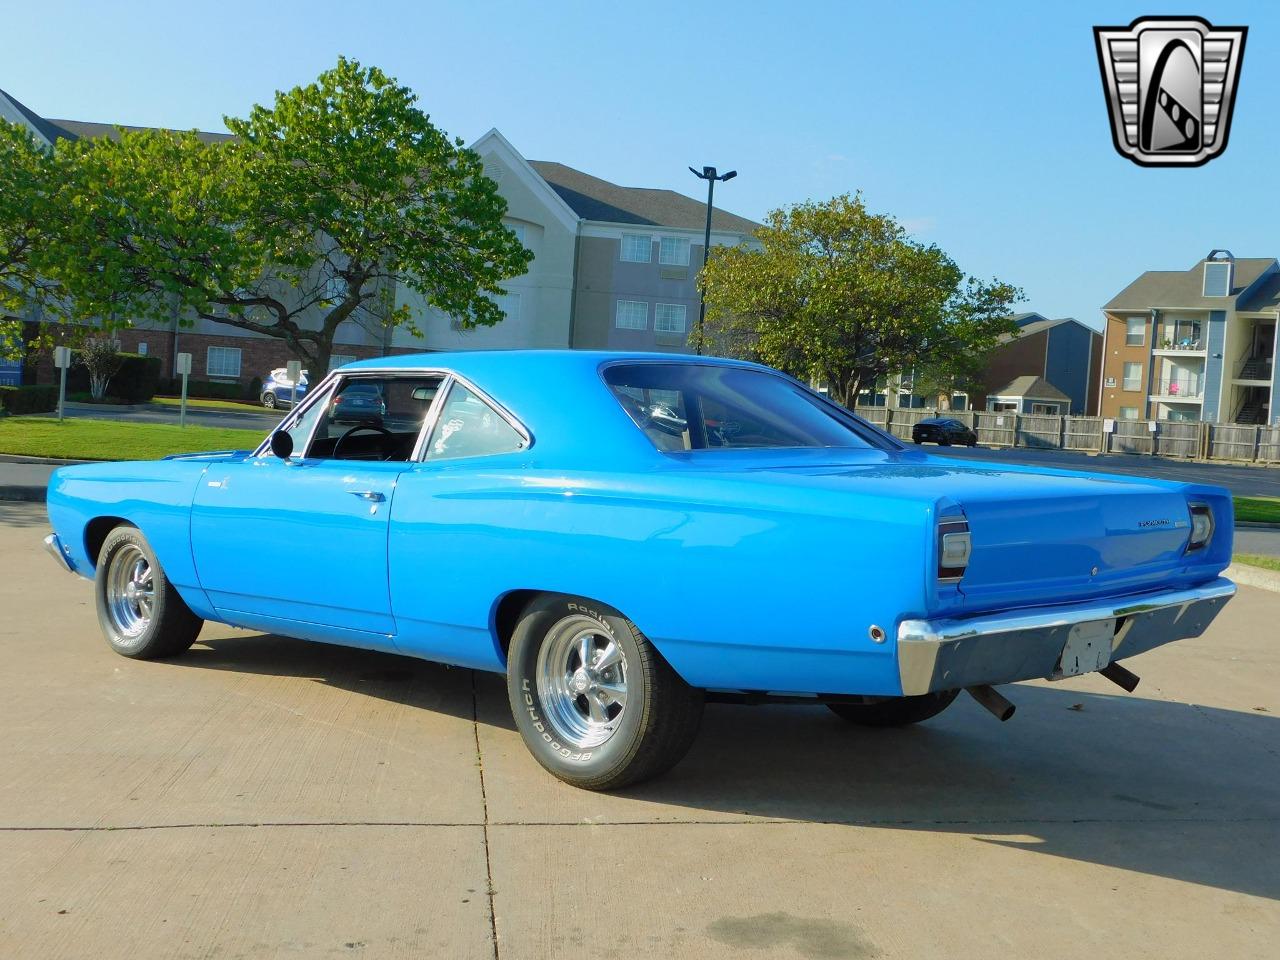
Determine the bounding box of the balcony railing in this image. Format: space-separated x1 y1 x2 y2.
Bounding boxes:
1153 375 1203 398
1156 324 1204 350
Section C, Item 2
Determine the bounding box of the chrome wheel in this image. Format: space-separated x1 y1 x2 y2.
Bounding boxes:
105 543 154 640
262 392 277 409
535 614 629 749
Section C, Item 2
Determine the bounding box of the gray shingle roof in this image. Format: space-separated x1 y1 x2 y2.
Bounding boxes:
1238 271 1280 312
528 160 760 234
991 375 1071 402
0 88 74 144
1104 258 1276 310
44 118 233 145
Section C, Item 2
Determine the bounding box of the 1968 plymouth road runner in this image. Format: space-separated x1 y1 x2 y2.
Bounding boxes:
44 351 1236 789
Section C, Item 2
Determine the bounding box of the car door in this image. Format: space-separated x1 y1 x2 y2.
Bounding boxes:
190 373 444 645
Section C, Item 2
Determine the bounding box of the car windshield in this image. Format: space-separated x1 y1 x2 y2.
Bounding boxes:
603 363 875 451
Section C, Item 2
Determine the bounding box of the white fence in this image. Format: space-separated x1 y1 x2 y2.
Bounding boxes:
854 406 1280 464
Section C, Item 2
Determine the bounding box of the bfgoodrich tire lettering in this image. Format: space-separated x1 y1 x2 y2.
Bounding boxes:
95 525 203 660
506 594 704 790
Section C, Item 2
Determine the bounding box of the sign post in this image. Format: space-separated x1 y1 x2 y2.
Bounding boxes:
175 352 193 428
286 359 302 410
53 346 72 423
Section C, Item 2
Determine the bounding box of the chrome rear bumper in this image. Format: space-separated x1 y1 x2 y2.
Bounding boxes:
43 533 76 574
897 578 1235 696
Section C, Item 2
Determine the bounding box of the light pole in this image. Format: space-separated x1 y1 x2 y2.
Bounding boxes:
689 165 736 354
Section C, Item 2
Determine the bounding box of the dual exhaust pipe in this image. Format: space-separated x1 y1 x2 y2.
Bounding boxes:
965 661 1140 722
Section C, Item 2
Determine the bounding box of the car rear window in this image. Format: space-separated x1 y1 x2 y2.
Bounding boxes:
603 362 875 451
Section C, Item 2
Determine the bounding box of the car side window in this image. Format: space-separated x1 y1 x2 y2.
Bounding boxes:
305 375 444 462
275 383 334 454
424 382 526 461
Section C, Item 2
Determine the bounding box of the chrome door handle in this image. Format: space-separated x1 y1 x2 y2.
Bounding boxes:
349 490 386 503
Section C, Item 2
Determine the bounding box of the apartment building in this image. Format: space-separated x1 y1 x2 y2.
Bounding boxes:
3 87 761 390
975 313 1102 415
1100 251 1280 425
393 130 761 354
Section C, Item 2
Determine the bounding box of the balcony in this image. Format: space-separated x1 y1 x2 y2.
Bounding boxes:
1150 374 1203 401
1154 324 1204 353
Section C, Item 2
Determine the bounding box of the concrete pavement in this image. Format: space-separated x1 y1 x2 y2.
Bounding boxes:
2 501 1277 959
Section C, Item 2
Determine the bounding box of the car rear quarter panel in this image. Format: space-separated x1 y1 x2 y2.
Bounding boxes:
389 461 933 696
46 461 217 619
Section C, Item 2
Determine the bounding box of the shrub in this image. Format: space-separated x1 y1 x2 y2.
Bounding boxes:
246 376 263 401
0 384 59 414
67 352 163 403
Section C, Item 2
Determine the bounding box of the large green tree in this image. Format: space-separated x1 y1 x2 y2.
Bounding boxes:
699 194 1021 407
0 121 65 357
41 57 531 372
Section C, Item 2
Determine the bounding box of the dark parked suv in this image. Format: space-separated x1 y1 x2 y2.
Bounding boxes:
911 417 978 447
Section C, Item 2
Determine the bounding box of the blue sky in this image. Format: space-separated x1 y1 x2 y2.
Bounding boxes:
6 1 1277 329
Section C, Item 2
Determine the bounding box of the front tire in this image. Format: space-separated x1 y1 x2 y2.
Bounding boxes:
95 526 203 660
507 595 704 790
261 391 277 409
827 689 959 727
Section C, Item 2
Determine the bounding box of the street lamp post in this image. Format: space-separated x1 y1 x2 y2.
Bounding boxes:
688 165 736 355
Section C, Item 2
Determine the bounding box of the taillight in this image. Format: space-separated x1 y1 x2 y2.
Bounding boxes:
1186 503 1214 552
938 517 971 582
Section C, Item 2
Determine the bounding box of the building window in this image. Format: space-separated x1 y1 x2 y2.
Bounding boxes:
506 222 527 247
329 354 356 371
206 346 242 379
1119 406 1139 420
1125 316 1145 346
137 342 148 356
499 290 521 321
615 300 648 330
322 276 348 303
1122 361 1143 391
659 237 690 266
620 234 652 263
655 303 687 334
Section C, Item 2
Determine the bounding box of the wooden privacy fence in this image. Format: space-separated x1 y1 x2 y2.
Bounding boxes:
853 405 1280 464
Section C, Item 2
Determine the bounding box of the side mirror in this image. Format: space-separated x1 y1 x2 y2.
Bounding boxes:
269 431 294 459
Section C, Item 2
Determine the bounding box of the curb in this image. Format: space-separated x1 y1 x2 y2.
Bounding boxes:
0 454 89 466
1226 562 1280 594
0 486 47 503
1236 520 1280 530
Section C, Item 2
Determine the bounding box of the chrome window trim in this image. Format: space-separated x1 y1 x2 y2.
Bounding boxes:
417 374 534 463
252 365 533 463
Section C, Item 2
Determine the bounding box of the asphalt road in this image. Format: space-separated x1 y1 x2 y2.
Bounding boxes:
923 442 1280 497
63 400 284 432
2 501 1277 959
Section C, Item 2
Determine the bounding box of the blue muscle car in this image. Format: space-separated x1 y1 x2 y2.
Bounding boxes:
44 351 1236 789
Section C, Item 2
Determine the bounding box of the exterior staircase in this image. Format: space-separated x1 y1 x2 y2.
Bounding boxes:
1235 399 1267 425
1238 357 1273 381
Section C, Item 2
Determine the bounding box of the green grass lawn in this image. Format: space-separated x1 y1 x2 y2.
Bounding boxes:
1233 553 1280 572
1233 496 1280 525
151 396 267 412
0 417 264 461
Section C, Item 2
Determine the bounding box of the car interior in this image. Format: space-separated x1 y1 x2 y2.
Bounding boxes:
301 376 444 461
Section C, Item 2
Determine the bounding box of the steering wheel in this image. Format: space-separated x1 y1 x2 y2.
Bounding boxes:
332 424 395 460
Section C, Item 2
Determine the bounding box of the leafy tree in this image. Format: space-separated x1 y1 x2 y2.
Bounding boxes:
698 194 1021 407
0 121 65 358
78 338 124 401
44 57 531 373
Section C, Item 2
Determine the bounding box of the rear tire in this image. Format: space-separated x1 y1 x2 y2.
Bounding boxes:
827 689 959 727
507 594 704 790
95 525 203 660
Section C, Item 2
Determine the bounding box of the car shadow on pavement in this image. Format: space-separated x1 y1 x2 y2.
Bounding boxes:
182 632 1277 901
0 502 49 528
